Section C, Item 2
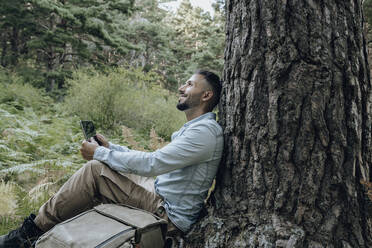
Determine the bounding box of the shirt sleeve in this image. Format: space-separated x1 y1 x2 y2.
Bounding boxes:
108 142 131 152
93 123 218 177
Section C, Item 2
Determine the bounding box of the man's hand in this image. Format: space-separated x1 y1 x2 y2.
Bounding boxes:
80 139 99 161
95 134 109 148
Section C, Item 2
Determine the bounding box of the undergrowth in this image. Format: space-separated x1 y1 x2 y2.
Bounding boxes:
0 68 175 234
64 67 185 139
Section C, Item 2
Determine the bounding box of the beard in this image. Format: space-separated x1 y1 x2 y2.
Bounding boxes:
176 92 202 111
176 101 189 111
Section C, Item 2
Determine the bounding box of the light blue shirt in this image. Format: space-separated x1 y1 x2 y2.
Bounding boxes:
93 112 224 232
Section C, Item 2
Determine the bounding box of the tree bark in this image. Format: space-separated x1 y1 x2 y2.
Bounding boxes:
183 0 372 247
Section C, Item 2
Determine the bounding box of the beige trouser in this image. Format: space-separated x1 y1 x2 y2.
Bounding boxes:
34 160 179 234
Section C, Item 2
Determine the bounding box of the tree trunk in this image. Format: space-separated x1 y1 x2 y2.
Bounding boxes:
46 16 58 92
10 26 19 66
183 0 372 247
1 31 8 67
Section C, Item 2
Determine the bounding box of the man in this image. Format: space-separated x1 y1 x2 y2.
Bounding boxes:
0 70 223 247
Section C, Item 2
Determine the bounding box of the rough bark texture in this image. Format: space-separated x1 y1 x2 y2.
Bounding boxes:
182 0 372 247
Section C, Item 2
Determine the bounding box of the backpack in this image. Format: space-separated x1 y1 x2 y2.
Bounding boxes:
35 204 168 248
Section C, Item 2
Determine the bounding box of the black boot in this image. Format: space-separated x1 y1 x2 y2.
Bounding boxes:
0 214 44 248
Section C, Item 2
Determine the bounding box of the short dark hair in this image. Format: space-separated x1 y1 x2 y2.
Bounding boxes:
195 70 222 111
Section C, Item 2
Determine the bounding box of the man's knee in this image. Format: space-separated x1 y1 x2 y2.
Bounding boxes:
82 160 105 176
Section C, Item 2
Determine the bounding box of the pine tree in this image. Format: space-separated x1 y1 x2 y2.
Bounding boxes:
123 0 225 91
121 0 178 89
184 0 372 246
0 0 35 67
0 0 136 91
167 0 225 85
27 0 136 91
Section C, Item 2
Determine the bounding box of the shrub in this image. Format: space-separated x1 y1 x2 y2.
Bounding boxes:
0 70 52 111
64 67 185 139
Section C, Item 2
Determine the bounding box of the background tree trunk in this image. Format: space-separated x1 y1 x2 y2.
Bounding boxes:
1 31 9 67
10 27 19 66
183 0 372 247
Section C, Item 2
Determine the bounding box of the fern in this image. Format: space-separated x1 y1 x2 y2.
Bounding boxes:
0 181 18 216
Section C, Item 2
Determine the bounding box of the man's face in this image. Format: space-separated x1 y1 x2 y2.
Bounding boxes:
177 74 207 111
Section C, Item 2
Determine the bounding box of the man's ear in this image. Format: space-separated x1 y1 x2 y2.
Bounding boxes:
202 90 214 102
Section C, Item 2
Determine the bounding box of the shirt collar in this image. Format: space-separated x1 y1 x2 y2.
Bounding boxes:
183 112 216 127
